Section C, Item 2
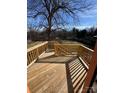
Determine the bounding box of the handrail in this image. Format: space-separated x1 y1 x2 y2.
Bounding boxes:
56 44 80 52
78 45 94 65
27 42 94 66
27 41 48 66
27 41 48 52
80 45 94 52
54 44 72 56
54 44 94 65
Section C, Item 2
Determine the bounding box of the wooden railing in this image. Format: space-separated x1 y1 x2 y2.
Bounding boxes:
27 41 48 66
54 44 80 56
78 45 94 65
47 41 60 49
54 44 94 65
27 41 94 66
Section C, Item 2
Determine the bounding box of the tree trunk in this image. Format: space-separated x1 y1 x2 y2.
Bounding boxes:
47 16 52 41
47 27 51 41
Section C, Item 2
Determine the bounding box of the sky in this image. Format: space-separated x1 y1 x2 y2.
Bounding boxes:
77 8 97 28
27 0 97 30
63 7 97 30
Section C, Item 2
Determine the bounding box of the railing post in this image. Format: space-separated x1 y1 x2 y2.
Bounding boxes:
54 44 58 56
36 48 39 58
82 43 97 93
78 45 81 57
27 42 48 66
27 85 31 93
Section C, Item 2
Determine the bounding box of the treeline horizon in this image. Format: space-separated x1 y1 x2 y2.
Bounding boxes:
27 26 97 49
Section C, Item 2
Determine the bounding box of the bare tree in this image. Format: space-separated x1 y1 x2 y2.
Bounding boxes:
28 0 94 40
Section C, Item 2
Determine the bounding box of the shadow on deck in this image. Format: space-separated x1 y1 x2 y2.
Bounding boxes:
28 52 87 93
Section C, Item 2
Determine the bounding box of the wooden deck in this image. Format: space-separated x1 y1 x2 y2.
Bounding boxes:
27 52 88 93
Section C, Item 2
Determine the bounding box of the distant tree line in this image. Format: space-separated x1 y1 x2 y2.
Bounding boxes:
27 27 97 49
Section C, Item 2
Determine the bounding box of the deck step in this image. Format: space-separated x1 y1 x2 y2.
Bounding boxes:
73 70 87 93
68 58 88 93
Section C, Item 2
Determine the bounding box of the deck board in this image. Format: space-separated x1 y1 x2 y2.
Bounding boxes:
28 63 68 93
27 54 87 93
